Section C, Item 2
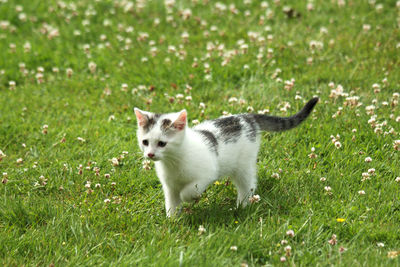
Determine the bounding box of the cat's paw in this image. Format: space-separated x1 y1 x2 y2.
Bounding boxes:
166 208 181 218
180 192 201 203
180 186 202 203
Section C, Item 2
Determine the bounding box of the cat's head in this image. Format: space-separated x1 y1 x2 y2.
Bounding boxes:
134 108 187 161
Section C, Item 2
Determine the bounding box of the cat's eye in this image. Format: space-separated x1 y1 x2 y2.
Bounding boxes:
142 139 149 146
158 141 167 147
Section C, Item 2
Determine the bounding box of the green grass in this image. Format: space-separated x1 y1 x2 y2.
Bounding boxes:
1 0 400 265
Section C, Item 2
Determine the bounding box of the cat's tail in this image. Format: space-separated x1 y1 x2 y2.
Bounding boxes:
251 97 318 132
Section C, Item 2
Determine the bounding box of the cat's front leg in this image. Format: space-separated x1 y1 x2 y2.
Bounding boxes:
163 186 181 217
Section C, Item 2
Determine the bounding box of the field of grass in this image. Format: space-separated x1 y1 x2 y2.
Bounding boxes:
1 0 400 265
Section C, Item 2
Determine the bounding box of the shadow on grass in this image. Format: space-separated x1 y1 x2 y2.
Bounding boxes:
173 178 296 226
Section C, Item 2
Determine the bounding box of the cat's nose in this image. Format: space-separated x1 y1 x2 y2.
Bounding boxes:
147 153 155 158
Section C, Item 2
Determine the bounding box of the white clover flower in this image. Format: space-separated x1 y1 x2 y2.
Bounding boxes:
9 81 16 90
230 246 238 251
258 109 269 114
198 225 206 235
0 20 10 30
358 190 366 195
324 186 332 192
249 194 260 203
334 141 342 149
88 62 97 73
142 159 151 170
181 8 192 20
286 230 295 237
363 24 371 32
362 172 370 178
328 234 337 245
228 97 238 103
393 140 400 151
365 157 372 163
66 68 73 77
111 157 119 166
309 40 324 50
23 42 31 53
181 31 189 41
271 173 280 179
204 74 212 81
108 115 115 121
104 198 111 203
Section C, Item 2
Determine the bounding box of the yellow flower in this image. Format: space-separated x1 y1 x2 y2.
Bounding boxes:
336 218 346 223
214 181 221 185
235 221 238 224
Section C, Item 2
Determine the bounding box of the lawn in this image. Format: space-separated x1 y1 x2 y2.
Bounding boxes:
1 0 400 265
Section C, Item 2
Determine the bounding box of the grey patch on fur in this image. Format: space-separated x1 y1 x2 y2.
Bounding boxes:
143 114 161 132
240 114 258 142
213 116 242 143
196 130 218 155
161 119 172 131
250 98 318 132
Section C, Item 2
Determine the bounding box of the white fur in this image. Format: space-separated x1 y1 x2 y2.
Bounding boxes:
135 109 259 217
135 98 318 216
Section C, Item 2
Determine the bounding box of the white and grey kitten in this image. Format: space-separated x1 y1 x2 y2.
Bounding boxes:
135 98 318 217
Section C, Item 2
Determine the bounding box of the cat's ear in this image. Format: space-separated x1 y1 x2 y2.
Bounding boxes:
134 108 148 127
173 109 187 131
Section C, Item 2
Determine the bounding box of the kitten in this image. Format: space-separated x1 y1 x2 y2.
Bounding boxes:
135 98 318 217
